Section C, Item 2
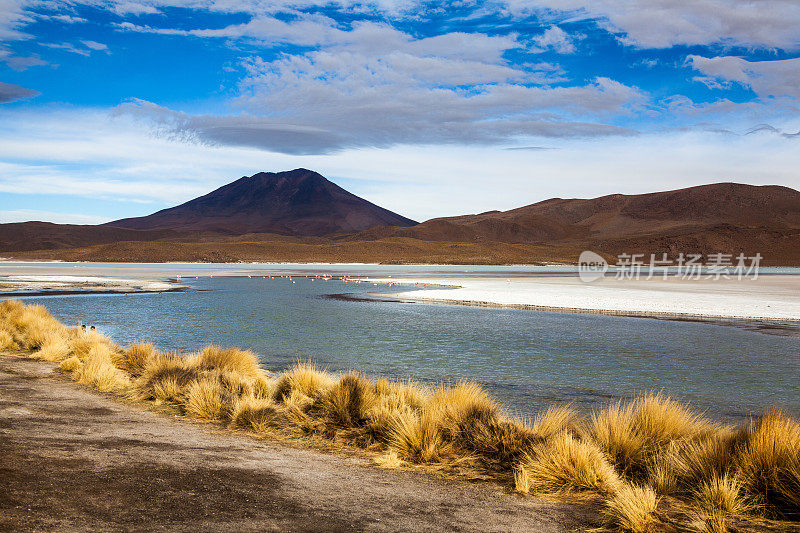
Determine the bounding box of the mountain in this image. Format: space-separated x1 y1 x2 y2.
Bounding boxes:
3 181 799 265
355 182 800 241
107 168 418 236
0 222 183 252
350 183 800 262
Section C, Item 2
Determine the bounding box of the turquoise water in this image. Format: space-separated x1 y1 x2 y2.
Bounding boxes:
6 265 798 423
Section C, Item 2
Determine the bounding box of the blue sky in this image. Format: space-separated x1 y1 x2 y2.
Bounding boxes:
1 0 799 223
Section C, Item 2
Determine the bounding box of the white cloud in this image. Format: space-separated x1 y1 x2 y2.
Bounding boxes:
114 12 643 153
688 56 800 100
530 25 580 54
41 41 91 56
81 39 109 51
0 0 31 40
121 70 641 154
41 39 110 56
0 209 111 224
504 0 800 50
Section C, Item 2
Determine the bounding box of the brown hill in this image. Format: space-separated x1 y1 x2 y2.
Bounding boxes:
0 222 183 252
354 183 800 244
107 168 417 236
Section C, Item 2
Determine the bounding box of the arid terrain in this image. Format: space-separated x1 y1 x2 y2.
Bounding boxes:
2 177 800 265
0 354 595 532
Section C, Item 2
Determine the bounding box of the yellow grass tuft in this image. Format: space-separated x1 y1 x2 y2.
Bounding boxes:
374 450 403 469
734 408 800 518
428 381 500 451
516 431 621 494
229 395 285 433
67 331 125 367
601 484 660 532
191 344 262 378
58 355 82 373
34 333 71 362
692 509 728 533
135 351 198 402
388 409 448 463
591 394 717 478
323 372 377 427
123 342 158 376
0 329 14 350
529 404 582 439
252 374 274 399
75 344 131 392
273 362 334 401
373 378 427 411
693 474 752 516
184 377 227 420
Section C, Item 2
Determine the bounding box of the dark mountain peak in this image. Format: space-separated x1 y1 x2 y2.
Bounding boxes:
107 169 417 236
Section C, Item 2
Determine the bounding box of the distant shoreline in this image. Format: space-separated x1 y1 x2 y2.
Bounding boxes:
365 275 800 323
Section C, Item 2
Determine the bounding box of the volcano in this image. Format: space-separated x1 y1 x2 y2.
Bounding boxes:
107 168 418 236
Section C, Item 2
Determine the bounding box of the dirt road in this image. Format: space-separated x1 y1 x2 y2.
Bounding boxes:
0 354 595 532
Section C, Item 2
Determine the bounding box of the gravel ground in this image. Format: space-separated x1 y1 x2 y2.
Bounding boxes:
0 354 596 532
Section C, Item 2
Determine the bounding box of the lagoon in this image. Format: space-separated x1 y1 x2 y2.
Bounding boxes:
5 262 800 423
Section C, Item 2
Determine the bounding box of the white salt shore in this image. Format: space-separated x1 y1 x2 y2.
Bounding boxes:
0 275 177 294
367 275 800 321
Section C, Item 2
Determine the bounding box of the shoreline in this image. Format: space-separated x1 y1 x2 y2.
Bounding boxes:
0 274 185 297
364 275 800 323
0 286 188 298
387 294 800 324
2 299 799 532
327 291 800 338
1 353 593 532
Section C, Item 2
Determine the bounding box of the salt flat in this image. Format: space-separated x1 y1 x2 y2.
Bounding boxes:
0 274 177 295
372 275 800 321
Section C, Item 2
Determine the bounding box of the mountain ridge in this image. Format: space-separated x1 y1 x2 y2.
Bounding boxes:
2 177 800 265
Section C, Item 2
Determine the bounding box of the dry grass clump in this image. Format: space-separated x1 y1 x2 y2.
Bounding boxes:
692 510 728 533
515 431 621 494
373 378 427 411
68 331 124 366
134 351 199 402
0 299 68 352
34 333 71 362
323 372 377 427
59 355 82 373
190 344 263 379
123 342 158 376
693 474 752 516
530 405 583 439
388 409 449 463
273 362 334 401
733 408 800 518
75 344 131 392
185 377 228 420
600 484 660 532
374 449 403 469
229 396 290 433
646 431 737 496
591 393 717 479
0 329 14 351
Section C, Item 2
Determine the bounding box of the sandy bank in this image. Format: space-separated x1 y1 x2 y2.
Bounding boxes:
0 354 592 532
0 275 181 296
368 275 800 321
